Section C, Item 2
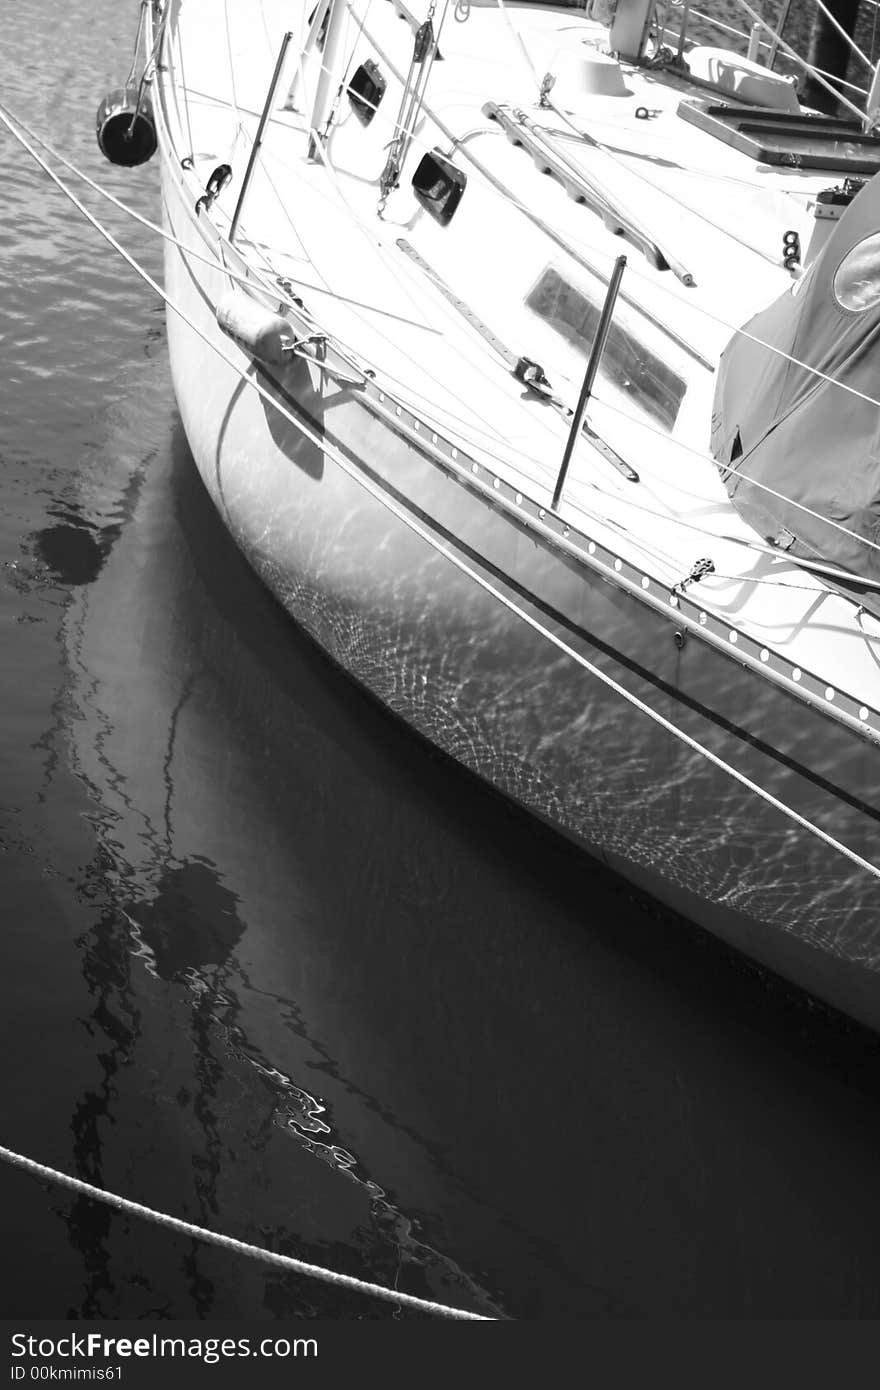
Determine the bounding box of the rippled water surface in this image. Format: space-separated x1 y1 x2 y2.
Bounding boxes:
4 0 880 1322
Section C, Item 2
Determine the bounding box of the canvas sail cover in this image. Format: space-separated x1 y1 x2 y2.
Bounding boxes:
711 172 880 591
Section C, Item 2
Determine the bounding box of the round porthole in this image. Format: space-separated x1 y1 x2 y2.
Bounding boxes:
833 232 880 312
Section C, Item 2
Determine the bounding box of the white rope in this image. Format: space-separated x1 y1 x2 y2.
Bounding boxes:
590 385 880 565
686 7 763 48
10 86 880 572
801 62 870 98
731 0 867 121
0 99 552 480
5 105 879 883
0 1144 490 1319
16 91 880 578
348 7 880 421
162 2 880 428
0 100 432 334
124 0 150 88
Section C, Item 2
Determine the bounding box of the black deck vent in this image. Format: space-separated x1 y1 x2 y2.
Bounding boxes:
347 60 386 126
412 150 467 226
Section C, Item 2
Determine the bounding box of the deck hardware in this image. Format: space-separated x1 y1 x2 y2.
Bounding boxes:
782 229 801 270
347 60 387 125
229 31 293 242
379 6 445 210
513 356 552 392
673 629 687 650
634 106 659 120
484 103 694 285
412 148 467 225
195 163 232 216
539 73 556 108
276 277 306 310
181 155 194 170
552 255 627 511
674 557 716 594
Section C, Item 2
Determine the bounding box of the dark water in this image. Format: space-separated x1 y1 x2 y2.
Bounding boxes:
3 0 880 1323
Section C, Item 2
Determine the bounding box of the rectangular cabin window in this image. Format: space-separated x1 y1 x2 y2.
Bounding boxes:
525 266 686 433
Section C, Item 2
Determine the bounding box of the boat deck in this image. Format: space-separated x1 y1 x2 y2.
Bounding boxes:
158 0 880 732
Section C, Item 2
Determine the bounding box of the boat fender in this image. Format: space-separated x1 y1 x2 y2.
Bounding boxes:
95 85 157 167
215 292 293 366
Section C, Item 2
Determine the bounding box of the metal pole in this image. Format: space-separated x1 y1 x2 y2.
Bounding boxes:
866 60 880 132
284 0 332 112
766 0 792 69
552 255 626 513
308 0 350 161
229 30 293 244
676 1 692 61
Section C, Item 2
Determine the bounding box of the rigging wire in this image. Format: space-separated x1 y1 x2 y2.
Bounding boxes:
4 102 879 884
810 0 875 72
7 78 880 572
161 1 874 430
12 0 880 573
731 0 867 120
589 384 880 566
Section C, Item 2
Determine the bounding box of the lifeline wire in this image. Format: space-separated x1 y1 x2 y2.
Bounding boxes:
3 103 879 885
0 1144 491 1320
6 94 880 577
157 2 880 428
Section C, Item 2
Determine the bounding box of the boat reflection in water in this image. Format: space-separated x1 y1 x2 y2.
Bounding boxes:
33 353 880 1318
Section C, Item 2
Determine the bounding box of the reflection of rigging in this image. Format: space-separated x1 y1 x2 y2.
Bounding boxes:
67 898 142 1317
124 878 501 1317
43 414 501 1317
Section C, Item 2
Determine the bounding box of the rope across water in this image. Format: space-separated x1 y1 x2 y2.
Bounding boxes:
0 1145 493 1320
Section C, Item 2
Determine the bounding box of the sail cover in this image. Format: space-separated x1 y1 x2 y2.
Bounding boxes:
711 172 880 590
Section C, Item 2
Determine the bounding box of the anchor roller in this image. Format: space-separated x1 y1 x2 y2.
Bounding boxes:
96 84 157 167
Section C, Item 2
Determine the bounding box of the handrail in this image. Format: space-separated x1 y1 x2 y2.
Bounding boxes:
483 102 694 286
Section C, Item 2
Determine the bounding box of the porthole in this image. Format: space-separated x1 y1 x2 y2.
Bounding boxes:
833 231 880 311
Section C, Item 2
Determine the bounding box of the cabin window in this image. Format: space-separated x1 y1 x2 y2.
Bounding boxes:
525 266 686 432
833 233 880 313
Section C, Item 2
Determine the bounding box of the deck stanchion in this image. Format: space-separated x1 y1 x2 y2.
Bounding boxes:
676 1 692 60
284 0 331 112
229 30 293 244
766 0 792 69
552 255 626 513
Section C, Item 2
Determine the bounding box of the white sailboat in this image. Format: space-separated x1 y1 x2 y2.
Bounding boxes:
65 0 880 1027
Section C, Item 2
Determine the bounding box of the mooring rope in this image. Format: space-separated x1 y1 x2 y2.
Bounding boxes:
3 101 879 884
0 1144 491 1320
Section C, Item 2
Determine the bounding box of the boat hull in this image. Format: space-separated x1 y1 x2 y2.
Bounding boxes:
156 108 880 1030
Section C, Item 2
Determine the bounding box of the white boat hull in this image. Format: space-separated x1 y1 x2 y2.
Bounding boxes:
154 42 880 1032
